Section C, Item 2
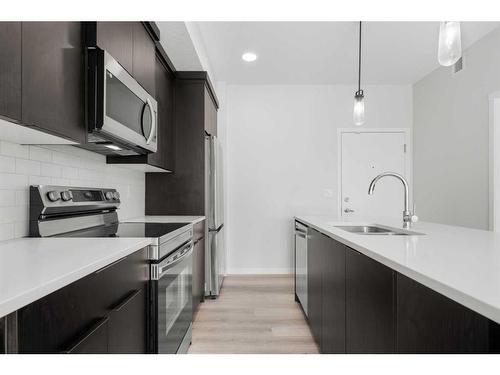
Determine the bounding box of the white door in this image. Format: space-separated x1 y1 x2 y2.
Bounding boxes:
341 131 408 221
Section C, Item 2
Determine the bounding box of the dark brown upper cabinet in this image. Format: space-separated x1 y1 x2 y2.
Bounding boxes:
0 22 22 123
87 22 134 74
107 46 175 172
133 23 156 95
145 71 219 216
22 22 86 144
85 22 158 96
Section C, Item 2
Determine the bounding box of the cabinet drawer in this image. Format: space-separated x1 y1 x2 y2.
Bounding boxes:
108 289 146 354
16 247 148 353
62 317 109 354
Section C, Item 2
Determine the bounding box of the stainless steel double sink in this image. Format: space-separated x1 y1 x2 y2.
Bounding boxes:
334 225 424 236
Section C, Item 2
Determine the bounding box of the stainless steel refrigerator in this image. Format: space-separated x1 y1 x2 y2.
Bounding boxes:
205 134 225 297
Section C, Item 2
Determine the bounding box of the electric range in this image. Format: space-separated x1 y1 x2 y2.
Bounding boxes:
29 184 194 354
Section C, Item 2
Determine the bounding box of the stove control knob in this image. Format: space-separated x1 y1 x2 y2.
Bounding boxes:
105 191 114 200
60 190 73 202
47 191 60 202
113 191 120 200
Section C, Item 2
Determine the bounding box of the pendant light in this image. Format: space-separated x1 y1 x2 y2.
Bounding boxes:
353 21 365 126
438 21 462 67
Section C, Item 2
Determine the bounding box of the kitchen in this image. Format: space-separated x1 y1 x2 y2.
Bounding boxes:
1 0 500 372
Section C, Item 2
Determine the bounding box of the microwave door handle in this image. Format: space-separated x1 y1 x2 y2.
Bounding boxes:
145 98 156 145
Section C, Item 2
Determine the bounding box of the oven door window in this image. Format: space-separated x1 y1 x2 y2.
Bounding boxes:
105 71 147 137
157 254 193 354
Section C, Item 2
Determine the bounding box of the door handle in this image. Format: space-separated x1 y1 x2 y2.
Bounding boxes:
344 208 355 213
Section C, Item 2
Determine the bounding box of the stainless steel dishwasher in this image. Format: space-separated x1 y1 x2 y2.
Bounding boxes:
294 221 308 316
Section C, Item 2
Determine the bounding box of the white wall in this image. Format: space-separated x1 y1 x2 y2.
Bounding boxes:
225 84 412 274
413 27 500 230
0 140 145 241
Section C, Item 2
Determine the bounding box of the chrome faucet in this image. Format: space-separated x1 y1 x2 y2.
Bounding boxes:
368 172 418 229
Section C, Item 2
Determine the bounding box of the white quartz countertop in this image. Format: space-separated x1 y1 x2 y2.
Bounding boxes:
295 215 500 324
125 215 205 224
0 237 151 318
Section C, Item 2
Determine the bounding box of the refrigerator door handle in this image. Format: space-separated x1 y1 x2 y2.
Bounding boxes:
208 224 224 233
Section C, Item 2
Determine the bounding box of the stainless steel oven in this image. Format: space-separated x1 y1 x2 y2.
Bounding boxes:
151 241 193 354
86 49 158 156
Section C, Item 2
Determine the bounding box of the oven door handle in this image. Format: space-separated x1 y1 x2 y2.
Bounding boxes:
152 242 193 280
145 98 156 145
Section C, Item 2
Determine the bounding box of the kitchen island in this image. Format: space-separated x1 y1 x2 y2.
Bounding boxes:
294 216 500 353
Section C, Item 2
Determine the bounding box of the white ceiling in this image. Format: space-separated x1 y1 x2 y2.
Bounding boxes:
194 21 500 85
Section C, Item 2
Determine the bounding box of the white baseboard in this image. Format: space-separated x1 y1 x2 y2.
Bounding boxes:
226 268 292 275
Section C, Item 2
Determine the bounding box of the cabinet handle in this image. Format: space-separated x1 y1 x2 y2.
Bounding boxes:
112 289 142 312
94 256 127 274
61 316 109 354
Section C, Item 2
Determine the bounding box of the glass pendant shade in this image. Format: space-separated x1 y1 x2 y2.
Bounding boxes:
353 91 365 126
438 21 462 67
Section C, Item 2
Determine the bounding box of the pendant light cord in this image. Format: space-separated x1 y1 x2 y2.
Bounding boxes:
357 21 362 93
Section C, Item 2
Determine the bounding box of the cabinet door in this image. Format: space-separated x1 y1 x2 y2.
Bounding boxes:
396 273 489 353
192 237 206 315
149 54 175 171
95 22 134 74
133 23 156 95
204 86 217 136
0 22 22 122
22 22 85 143
108 289 146 354
307 228 323 346
321 239 346 353
346 249 395 353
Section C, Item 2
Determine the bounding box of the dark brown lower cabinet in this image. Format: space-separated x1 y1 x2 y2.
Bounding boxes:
192 220 206 316
396 273 489 353
299 222 498 354
14 247 148 354
307 228 346 353
307 228 324 347
346 249 395 353
63 317 109 354
321 238 346 353
193 237 206 315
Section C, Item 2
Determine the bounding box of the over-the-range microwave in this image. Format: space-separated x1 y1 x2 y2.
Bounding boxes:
85 49 158 156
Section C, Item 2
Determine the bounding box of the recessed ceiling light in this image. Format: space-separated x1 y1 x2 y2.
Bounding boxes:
242 52 258 62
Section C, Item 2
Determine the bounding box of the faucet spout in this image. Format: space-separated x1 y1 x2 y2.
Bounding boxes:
367 172 416 229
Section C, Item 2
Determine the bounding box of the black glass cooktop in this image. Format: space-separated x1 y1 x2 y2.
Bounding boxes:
60 222 189 239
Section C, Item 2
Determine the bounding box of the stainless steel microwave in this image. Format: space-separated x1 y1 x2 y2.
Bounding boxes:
86 49 157 156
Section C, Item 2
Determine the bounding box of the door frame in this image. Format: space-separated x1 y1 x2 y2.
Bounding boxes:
489 91 500 231
337 128 413 220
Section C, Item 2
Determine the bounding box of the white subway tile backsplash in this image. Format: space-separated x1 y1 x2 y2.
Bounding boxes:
0 141 29 159
0 155 15 173
0 139 145 239
0 206 25 224
41 162 62 178
16 159 41 175
0 191 16 206
0 223 15 241
61 166 78 179
15 189 29 206
29 146 52 163
14 221 29 238
29 175 51 186
51 178 70 186
0 174 29 189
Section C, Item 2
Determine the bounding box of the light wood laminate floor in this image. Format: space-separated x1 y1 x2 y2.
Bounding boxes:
188 275 319 354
